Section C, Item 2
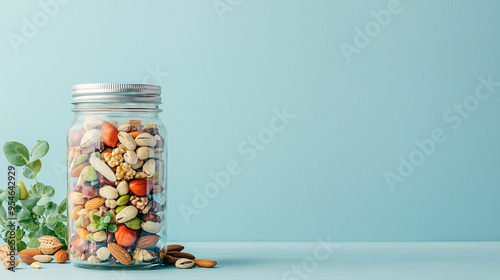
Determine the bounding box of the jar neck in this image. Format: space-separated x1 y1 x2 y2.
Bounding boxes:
72 102 162 116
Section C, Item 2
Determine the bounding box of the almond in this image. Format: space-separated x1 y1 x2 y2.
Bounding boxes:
70 162 90 177
33 255 53 263
85 198 104 210
38 236 62 255
19 248 42 257
101 122 119 147
137 235 160 249
71 205 84 220
194 259 217 268
129 179 153 196
108 243 132 265
167 251 195 260
167 244 184 252
18 253 36 265
54 249 69 263
129 131 144 139
163 255 179 265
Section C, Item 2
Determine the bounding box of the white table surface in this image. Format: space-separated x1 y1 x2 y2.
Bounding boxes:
1 242 499 280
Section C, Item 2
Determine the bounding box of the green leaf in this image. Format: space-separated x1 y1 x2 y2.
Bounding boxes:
36 225 55 238
37 197 50 206
96 224 104 231
17 209 31 220
0 192 7 204
103 215 111 224
0 205 6 222
42 185 55 198
58 198 67 215
28 231 36 239
33 205 45 216
30 140 49 162
20 195 41 210
27 238 40 248
93 214 101 223
17 241 27 251
45 201 58 216
107 224 117 233
3 141 30 166
23 159 42 179
32 182 45 197
57 215 67 223
15 228 24 240
46 216 58 229
54 222 67 241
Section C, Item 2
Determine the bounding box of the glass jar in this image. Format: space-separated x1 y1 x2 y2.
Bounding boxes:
67 84 167 269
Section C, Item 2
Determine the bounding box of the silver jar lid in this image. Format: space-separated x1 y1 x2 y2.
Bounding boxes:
72 83 161 104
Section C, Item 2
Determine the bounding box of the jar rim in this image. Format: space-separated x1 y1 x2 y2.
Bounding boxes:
72 83 161 104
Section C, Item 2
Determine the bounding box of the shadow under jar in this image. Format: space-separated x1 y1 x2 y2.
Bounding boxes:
67 84 167 269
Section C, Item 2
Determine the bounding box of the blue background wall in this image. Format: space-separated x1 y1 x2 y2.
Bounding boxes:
0 0 499 241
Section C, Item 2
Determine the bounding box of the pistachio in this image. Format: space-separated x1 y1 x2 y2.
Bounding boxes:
84 115 105 131
118 132 137 150
131 159 144 169
81 165 97 181
70 192 85 205
89 154 117 182
134 172 147 179
115 205 126 214
86 234 94 242
92 231 107 242
118 124 132 132
124 217 142 230
96 247 110 261
116 206 138 223
105 199 117 209
136 147 154 160
175 258 194 269
143 160 155 177
124 150 138 165
116 195 130 206
99 185 118 200
141 221 162 234
75 154 89 166
117 181 129 196
80 129 101 148
135 133 157 147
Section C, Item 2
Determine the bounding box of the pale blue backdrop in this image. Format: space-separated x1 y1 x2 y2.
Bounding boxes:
0 0 499 241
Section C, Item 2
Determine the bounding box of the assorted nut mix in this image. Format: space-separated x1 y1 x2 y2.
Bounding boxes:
68 116 166 266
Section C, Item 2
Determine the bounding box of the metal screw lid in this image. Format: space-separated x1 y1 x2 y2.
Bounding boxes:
72 83 161 104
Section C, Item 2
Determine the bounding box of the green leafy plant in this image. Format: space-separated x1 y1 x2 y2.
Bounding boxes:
0 141 67 251
93 212 117 233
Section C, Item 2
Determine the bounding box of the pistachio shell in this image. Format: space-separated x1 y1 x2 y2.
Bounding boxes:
118 132 137 150
135 133 156 147
80 129 101 148
84 116 105 131
124 150 138 165
116 206 138 223
136 147 154 160
143 160 155 177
